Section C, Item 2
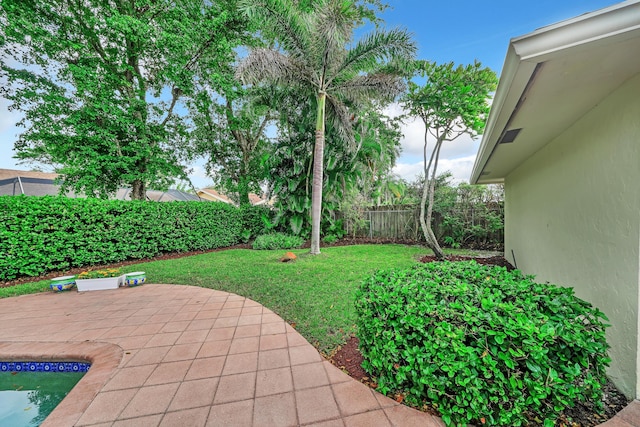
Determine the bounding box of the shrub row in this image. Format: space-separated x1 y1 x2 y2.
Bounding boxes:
0 196 269 281
355 261 610 426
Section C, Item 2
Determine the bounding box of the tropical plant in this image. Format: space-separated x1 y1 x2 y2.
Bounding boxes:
236 0 416 254
402 60 497 259
0 0 247 199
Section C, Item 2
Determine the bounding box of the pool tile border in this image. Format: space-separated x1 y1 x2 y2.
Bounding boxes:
0 361 91 372
0 341 123 427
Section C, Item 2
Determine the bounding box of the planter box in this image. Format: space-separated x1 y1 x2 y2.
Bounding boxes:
76 275 125 292
125 271 146 287
50 275 76 292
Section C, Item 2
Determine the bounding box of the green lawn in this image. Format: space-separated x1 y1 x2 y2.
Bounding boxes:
1 244 476 353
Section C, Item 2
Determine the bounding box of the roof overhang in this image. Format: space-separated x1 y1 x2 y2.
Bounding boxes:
471 0 640 184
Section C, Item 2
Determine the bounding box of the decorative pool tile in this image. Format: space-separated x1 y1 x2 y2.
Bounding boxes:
0 361 91 373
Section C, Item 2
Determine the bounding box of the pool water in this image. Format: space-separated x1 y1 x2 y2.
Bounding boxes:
0 364 88 427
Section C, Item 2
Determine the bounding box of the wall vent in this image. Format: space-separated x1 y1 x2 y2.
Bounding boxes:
499 128 522 144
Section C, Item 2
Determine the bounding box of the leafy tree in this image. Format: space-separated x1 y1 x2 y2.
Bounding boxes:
191 84 276 205
0 0 247 199
236 0 415 254
350 108 403 204
402 60 497 259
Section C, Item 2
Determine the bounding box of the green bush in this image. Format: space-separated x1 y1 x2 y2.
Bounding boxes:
322 234 338 244
355 261 610 427
0 195 243 281
240 204 272 241
252 233 305 250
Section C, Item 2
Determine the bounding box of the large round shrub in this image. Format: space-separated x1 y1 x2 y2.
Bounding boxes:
355 261 610 426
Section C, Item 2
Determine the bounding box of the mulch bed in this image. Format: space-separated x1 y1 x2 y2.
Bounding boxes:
327 254 630 427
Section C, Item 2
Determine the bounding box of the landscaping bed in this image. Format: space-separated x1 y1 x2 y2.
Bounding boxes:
330 254 630 427
329 335 628 426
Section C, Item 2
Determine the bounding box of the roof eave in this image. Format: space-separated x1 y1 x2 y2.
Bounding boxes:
470 0 640 185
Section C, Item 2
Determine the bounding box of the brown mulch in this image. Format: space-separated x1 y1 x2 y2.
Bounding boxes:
327 254 630 427
419 254 516 270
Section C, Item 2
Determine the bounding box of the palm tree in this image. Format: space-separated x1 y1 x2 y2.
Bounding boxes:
236 0 416 254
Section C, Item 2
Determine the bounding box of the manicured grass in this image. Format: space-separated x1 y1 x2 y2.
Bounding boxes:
139 244 427 352
1 245 479 352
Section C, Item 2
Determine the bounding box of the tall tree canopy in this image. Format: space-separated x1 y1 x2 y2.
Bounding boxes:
402 60 498 259
0 0 247 199
236 0 415 254
190 84 276 205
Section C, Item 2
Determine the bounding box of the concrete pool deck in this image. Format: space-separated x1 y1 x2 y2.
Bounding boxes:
0 284 638 426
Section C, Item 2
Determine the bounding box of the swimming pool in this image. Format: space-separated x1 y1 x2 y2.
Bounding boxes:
0 362 90 427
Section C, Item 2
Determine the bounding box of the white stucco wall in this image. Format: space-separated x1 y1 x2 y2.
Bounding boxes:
504 72 640 398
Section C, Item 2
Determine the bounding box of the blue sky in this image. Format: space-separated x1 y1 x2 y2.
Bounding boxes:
0 0 622 187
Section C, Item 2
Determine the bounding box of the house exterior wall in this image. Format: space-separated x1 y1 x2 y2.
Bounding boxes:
504 72 640 398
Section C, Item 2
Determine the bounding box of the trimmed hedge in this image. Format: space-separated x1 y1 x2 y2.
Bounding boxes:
355 261 610 427
0 195 244 280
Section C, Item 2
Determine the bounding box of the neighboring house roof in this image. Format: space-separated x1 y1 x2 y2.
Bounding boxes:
248 193 267 206
471 1 640 185
196 188 271 206
196 188 235 204
115 188 203 202
0 169 202 201
0 168 59 181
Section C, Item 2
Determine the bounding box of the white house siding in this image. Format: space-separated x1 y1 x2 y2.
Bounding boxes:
504 72 640 398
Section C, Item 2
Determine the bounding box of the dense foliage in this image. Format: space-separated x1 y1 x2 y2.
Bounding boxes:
427 173 503 249
1 0 248 199
0 196 243 280
240 204 271 241
356 261 610 426
252 232 304 250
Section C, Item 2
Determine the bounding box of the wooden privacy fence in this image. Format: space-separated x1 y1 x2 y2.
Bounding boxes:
339 204 504 248
343 208 422 240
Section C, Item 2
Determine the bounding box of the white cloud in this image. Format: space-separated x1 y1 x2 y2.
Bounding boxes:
393 154 478 184
385 102 483 184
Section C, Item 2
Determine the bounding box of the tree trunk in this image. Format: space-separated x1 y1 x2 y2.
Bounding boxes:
424 173 444 259
131 179 146 201
310 92 326 255
419 134 445 260
425 140 445 259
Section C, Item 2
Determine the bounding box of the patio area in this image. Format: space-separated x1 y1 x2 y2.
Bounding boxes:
0 284 638 426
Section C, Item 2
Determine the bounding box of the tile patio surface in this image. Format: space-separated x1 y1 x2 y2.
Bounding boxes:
0 284 638 427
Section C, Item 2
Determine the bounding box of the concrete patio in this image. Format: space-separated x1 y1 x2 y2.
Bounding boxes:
0 284 638 426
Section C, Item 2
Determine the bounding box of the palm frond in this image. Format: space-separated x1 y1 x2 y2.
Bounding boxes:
325 94 356 150
236 48 314 88
238 0 312 61
312 0 357 51
331 28 416 83
333 73 406 104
